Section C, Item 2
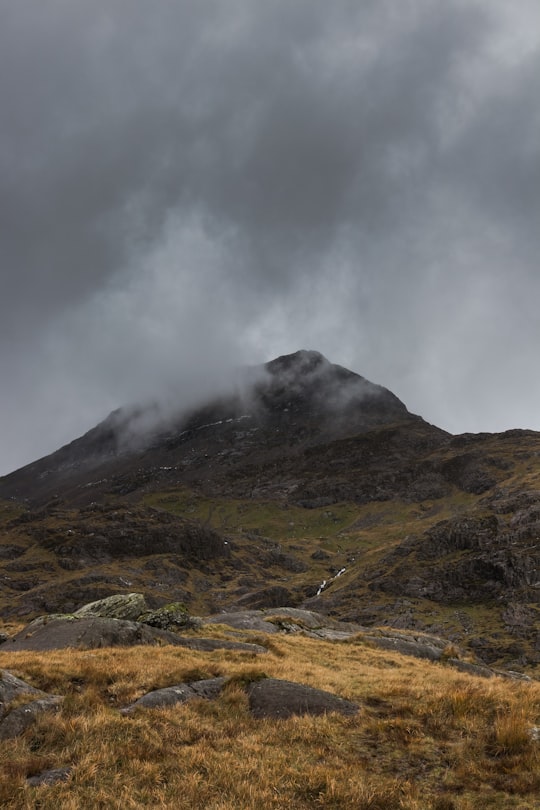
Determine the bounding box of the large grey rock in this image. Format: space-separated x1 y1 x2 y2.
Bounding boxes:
121 684 197 714
8 616 267 653
0 670 46 714
8 617 183 651
247 678 359 719
0 695 63 740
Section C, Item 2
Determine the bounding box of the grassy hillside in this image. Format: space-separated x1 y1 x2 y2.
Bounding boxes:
2 455 540 671
1 633 539 809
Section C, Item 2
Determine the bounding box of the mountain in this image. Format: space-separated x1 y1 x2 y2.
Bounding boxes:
0 349 418 505
1 350 540 670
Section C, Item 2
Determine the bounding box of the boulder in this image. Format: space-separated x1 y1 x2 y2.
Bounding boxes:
247 678 359 719
74 592 148 621
121 683 198 714
1 670 46 712
8 617 182 651
121 677 226 715
8 616 267 653
138 602 202 631
0 695 63 740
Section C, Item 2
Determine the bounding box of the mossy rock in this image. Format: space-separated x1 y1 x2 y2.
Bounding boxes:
138 603 202 631
74 593 148 621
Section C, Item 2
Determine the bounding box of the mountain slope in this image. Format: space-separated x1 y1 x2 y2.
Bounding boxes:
0 349 426 506
1 350 540 671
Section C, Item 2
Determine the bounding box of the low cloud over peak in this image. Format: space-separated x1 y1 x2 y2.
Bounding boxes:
1 1 540 474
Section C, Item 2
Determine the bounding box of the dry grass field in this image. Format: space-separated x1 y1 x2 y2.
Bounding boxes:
1 633 539 809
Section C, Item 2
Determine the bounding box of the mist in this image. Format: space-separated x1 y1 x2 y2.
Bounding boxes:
1 1 540 475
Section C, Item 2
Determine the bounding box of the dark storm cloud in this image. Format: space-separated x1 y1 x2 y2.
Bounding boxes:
1 0 540 474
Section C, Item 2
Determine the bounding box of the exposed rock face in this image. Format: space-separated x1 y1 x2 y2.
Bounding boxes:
363 507 540 605
38 508 230 564
362 634 445 662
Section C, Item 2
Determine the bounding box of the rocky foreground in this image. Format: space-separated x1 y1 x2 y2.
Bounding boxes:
1 592 534 749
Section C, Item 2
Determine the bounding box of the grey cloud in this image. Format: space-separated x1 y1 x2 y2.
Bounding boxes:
1 0 540 474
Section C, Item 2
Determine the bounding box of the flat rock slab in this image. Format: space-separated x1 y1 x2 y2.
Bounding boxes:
121 677 227 714
204 608 365 636
204 611 281 633
364 635 443 662
0 695 63 740
261 608 365 633
247 678 359 719
7 617 267 653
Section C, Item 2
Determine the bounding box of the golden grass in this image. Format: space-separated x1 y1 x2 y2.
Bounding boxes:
1 635 539 808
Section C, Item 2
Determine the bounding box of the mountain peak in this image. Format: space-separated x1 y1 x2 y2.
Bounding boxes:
254 349 408 424
0 350 420 505
265 349 327 375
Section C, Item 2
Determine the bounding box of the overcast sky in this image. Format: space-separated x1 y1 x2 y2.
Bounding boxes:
1 0 540 475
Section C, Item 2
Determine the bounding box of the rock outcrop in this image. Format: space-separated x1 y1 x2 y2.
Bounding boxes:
6 616 266 654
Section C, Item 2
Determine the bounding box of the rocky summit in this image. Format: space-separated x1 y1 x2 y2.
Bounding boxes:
1 350 540 672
